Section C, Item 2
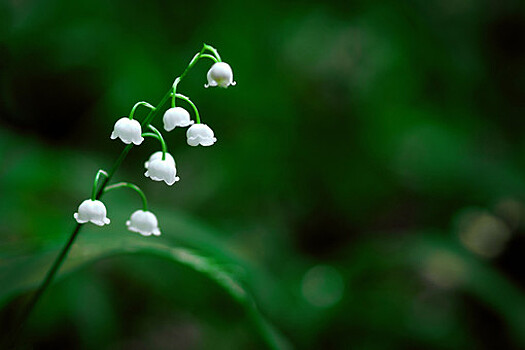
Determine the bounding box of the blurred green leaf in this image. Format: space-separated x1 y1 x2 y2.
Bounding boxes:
0 229 291 349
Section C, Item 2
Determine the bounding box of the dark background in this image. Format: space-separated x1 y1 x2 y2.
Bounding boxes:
2 0 525 349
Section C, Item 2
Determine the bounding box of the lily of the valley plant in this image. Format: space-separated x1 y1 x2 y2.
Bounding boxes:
19 43 235 326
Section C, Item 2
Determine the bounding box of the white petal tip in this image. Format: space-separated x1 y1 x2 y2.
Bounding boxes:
73 213 87 224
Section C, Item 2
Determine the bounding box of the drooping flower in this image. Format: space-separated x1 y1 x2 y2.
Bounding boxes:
144 151 175 169
186 124 217 146
144 156 180 185
205 62 236 88
126 210 161 236
163 107 194 131
74 199 111 226
110 117 144 145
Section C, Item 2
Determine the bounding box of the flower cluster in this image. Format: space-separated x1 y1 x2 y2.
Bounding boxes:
74 44 235 237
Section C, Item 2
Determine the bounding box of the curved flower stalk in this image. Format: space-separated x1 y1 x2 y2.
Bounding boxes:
142 125 180 185
173 93 201 124
16 43 236 334
170 92 218 147
103 182 161 236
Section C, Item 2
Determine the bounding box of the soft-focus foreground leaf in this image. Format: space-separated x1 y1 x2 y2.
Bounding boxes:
0 229 291 350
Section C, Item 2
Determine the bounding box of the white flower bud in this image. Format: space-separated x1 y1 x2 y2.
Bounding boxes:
144 157 180 185
163 107 194 131
186 124 217 147
144 151 175 169
110 117 144 145
74 199 111 226
126 210 161 236
205 62 236 88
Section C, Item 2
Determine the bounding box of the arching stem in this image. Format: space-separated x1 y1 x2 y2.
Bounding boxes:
142 125 167 160
129 101 156 120
171 77 180 108
174 93 201 124
104 182 148 211
200 53 219 63
91 170 108 200
203 43 222 62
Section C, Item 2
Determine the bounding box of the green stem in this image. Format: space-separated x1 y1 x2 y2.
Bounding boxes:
5 223 83 348
142 125 167 160
104 182 148 211
129 101 156 120
179 43 214 82
15 45 216 335
175 93 201 124
200 53 219 63
203 43 222 62
171 77 180 108
91 169 108 200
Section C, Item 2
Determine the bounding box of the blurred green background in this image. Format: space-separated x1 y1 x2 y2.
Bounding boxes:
2 0 525 348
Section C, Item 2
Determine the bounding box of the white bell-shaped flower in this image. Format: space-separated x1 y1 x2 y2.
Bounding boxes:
144 157 180 185
144 151 175 169
74 199 111 226
163 107 194 131
110 117 144 145
186 124 217 147
205 62 236 88
126 210 161 236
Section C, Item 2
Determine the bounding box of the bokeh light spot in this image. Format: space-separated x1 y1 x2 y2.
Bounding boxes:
456 208 511 258
301 265 344 308
421 250 466 289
